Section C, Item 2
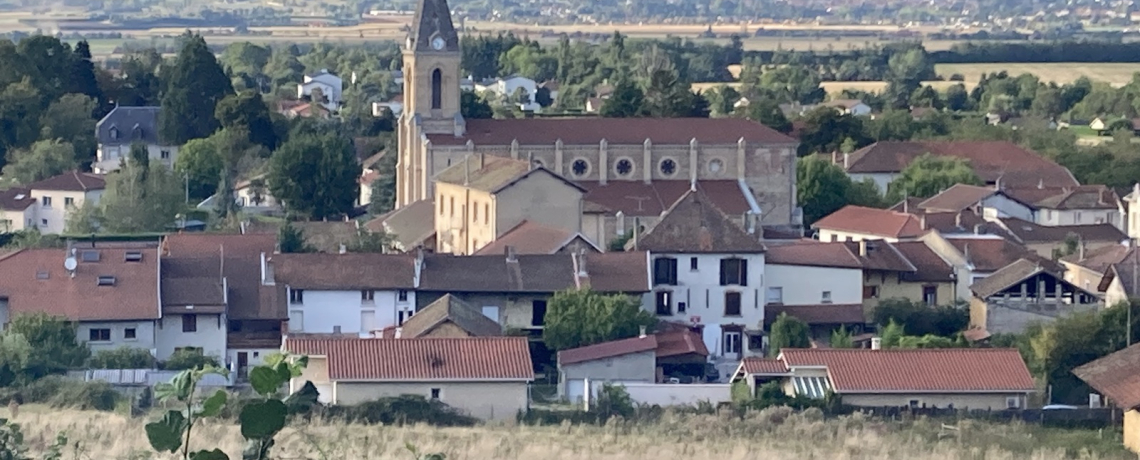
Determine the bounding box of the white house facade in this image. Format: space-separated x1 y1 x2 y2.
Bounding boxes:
298 70 344 112
94 106 180 173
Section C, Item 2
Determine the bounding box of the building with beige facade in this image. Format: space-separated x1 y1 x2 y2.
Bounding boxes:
20 172 106 234
0 188 36 233
284 336 533 420
433 155 584 255
395 0 800 232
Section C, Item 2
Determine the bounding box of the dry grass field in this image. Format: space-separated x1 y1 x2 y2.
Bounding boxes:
934 63 1140 87
2 405 1131 460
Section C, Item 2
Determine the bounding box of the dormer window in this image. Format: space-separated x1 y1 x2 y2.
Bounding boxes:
35 270 48 280
109 127 119 140
81 250 100 262
97 276 115 286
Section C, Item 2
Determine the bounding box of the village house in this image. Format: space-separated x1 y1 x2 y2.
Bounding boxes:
1061 243 1132 293
918 231 1061 301
990 217 1127 258
0 188 35 233
859 240 957 311
969 259 1102 335
733 348 1036 410
284 336 533 419
297 70 343 112
1097 248 1140 307
94 106 179 173
1121 183 1140 240
811 205 925 242
821 99 872 116
838 141 1078 194
433 155 587 255
763 241 867 342
387 294 502 338
0 242 164 356
473 221 601 256
1073 342 1140 453
364 199 437 251
474 75 540 111
994 185 1123 229
163 233 283 375
636 189 766 361
557 334 658 402
269 253 418 337
25 171 106 234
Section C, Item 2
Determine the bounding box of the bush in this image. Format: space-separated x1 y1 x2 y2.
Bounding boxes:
318 395 478 427
161 349 219 371
87 347 157 369
0 376 120 411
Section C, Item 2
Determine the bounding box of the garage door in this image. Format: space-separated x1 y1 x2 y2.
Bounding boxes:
566 379 585 403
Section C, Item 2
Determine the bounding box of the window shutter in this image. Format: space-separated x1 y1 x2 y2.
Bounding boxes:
668 258 678 285
719 259 727 286
739 260 748 286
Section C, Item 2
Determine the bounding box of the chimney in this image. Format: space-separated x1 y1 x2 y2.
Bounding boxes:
974 224 983 235
394 327 403 339
871 337 882 350
572 249 590 289
505 245 517 263
639 326 647 338
843 152 849 169
919 214 927 230
338 244 346 254
955 211 962 228
831 150 837 165
527 152 534 170
858 239 867 256
1038 178 1044 189
480 152 485 169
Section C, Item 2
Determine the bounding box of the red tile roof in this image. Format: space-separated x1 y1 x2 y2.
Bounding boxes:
163 233 279 320
891 241 955 282
426 118 796 146
812 206 925 239
765 241 862 268
26 171 106 192
1074 342 1140 409
579 180 751 217
474 221 597 256
996 217 1127 244
1002 185 1119 210
418 251 649 293
558 335 658 365
284 337 533 381
0 187 34 211
916 184 995 212
0 245 161 321
435 155 585 194
654 329 709 359
780 348 1036 393
272 253 417 290
634 189 765 253
765 304 866 325
945 236 1062 273
740 357 790 375
1061 243 1131 274
844 141 1078 188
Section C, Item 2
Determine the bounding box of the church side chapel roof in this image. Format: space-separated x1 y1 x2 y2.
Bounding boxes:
434 155 584 194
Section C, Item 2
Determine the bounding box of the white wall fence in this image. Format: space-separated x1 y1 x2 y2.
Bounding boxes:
67 369 236 388
584 380 732 408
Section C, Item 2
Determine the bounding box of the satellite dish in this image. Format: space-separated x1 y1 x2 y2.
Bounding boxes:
63 257 77 271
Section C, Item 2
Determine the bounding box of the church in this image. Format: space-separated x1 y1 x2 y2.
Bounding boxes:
395 0 802 252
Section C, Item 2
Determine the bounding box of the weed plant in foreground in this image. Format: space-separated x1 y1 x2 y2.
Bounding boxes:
5 405 1133 459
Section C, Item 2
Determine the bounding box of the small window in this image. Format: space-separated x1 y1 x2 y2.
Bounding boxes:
182 314 197 333
438 199 443 215
908 399 921 409
40 219 47 226
472 203 479 223
571 159 589 177
430 388 441 399
484 203 489 224
922 286 937 306
719 258 747 286
677 301 687 313
124 251 143 262
397 290 408 302
41 196 52 208
449 196 454 217
289 289 304 304
160 150 171 160
1006 396 1020 409
766 287 783 305
863 286 879 299
361 290 375 301
124 328 136 340
653 257 678 286
822 291 832 303
659 158 677 176
655 291 672 316
89 328 110 342
614 158 633 177
97 276 115 286
725 292 742 316
690 257 698 271
64 197 74 207
531 300 547 326
81 250 100 262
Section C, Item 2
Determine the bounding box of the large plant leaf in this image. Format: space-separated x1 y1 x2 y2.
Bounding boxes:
199 389 228 417
248 367 283 396
239 400 287 439
145 410 186 453
190 449 230 460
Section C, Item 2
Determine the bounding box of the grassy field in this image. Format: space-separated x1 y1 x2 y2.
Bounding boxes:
934 63 1140 87
3 405 1132 459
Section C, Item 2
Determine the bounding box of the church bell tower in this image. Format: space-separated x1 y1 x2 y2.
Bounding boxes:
397 0 464 207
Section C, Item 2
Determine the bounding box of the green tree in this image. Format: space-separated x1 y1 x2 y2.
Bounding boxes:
880 319 906 348
796 107 868 156
641 69 694 118
88 347 157 369
768 313 810 357
757 66 824 104
268 130 359 219
278 222 313 254
78 156 187 233
706 85 741 117
220 42 271 77
944 83 970 111
830 327 855 348
741 99 791 133
886 154 983 202
159 34 234 145
2 139 77 185
0 78 44 168
460 90 493 119
543 289 656 351
871 298 968 337
600 80 645 118
161 349 220 371
796 156 852 225
38 93 97 164
346 228 395 253
173 135 223 202
6 313 89 382
215 91 277 150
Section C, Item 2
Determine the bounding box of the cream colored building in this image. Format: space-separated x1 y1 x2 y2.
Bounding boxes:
285 336 533 420
24 172 106 234
434 154 585 255
0 188 36 233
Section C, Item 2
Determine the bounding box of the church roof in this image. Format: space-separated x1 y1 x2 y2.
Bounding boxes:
434 154 585 194
426 118 796 146
409 0 459 52
632 189 765 253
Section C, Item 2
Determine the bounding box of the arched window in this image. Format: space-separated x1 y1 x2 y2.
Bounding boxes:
431 68 442 109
